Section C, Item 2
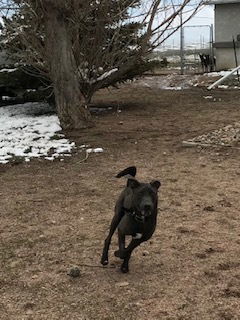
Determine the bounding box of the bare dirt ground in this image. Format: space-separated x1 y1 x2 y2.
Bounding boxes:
1 76 240 320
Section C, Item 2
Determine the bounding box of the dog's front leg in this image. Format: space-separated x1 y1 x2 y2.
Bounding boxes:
101 212 123 265
121 239 143 273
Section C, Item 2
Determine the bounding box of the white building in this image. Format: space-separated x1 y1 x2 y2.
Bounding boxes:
208 0 240 70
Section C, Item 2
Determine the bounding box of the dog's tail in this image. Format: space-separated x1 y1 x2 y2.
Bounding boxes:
116 166 137 178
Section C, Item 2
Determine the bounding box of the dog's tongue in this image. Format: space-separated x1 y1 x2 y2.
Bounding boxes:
139 211 145 221
142 209 151 217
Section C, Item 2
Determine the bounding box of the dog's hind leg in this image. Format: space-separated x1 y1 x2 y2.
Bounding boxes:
101 212 123 265
114 230 126 259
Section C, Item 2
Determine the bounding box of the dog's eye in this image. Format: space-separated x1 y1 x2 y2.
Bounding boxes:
148 189 156 196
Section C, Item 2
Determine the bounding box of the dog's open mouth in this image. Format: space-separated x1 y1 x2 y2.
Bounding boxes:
142 209 152 217
135 210 152 222
135 215 145 222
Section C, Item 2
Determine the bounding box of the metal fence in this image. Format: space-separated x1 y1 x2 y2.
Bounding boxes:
180 24 214 74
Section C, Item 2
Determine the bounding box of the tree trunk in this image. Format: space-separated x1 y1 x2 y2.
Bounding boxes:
44 7 94 130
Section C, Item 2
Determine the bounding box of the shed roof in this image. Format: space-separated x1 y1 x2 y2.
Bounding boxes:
207 0 240 4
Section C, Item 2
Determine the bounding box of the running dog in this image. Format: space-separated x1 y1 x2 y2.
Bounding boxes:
101 166 161 273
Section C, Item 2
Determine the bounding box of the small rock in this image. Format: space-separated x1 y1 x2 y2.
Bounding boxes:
203 206 215 212
196 253 207 259
67 267 81 278
10 260 19 268
142 250 149 256
171 200 182 207
205 247 215 253
177 226 190 233
130 302 142 307
110 263 116 268
219 199 232 207
26 309 33 315
23 302 35 311
115 281 129 287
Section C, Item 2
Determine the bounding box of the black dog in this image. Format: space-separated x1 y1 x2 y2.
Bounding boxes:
199 53 215 73
101 166 161 273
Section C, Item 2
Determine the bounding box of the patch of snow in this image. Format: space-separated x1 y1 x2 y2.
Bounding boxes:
26 89 37 92
162 86 182 90
0 102 76 164
2 96 13 101
132 74 200 90
95 68 118 82
142 82 151 88
0 68 18 73
217 85 229 89
205 70 232 77
86 148 104 153
203 96 213 99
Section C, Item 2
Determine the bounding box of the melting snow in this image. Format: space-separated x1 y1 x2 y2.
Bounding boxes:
205 70 232 77
96 68 118 82
217 85 229 89
0 102 76 164
86 148 104 153
162 86 182 90
132 70 240 91
0 68 18 73
203 96 213 99
132 75 199 90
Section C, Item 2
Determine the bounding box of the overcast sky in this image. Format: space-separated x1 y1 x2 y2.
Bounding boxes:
161 3 215 48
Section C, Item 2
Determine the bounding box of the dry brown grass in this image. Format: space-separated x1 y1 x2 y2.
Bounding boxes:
1 78 240 319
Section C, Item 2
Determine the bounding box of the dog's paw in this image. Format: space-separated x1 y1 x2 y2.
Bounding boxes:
121 265 129 273
100 258 109 266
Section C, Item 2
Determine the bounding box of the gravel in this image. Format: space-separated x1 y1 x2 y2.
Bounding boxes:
183 122 240 147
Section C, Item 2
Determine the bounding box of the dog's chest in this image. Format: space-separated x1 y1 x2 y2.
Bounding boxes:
118 214 150 237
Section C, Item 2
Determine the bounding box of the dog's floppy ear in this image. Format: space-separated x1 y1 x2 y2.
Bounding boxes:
150 180 161 191
127 178 140 189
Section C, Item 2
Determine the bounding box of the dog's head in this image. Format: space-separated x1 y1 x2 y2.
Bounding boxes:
125 178 161 220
